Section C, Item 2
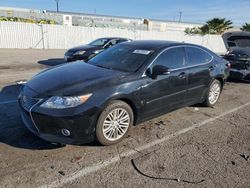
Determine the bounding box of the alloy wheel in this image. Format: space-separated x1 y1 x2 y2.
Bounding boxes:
208 82 221 105
102 108 130 141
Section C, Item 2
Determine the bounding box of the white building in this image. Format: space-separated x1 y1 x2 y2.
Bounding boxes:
0 6 202 31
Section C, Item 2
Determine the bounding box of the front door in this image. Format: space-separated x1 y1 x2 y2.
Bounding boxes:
140 47 188 119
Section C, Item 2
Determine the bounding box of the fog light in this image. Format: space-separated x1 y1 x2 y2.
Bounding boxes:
61 129 71 137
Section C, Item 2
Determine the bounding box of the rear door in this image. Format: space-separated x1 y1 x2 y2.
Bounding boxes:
184 46 214 103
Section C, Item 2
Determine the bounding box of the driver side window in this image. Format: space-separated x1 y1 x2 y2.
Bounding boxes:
153 47 186 69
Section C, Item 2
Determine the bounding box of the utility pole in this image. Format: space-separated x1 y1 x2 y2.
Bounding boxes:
178 11 182 22
55 0 59 12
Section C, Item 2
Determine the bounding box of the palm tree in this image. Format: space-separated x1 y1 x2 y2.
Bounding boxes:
185 18 233 35
201 18 233 34
241 23 250 32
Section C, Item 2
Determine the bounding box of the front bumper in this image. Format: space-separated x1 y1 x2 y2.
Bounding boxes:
19 99 101 145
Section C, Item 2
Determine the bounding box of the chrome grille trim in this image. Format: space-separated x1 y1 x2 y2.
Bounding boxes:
21 95 41 110
29 99 43 134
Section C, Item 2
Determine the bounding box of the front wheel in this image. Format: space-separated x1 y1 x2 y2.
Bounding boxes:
96 100 134 146
203 80 222 107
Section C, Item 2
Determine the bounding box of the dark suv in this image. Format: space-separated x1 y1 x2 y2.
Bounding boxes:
64 37 131 62
19 41 229 146
223 32 250 81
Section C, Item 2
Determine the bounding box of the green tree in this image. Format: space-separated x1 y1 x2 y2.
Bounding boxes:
203 18 233 34
241 23 250 32
185 18 233 35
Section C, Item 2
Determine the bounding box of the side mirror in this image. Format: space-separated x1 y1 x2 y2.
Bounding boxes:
152 65 170 76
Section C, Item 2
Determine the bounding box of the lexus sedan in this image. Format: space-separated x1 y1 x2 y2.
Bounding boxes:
19 41 230 146
64 37 131 62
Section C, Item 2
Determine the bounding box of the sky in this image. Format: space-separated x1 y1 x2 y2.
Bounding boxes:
1 0 250 26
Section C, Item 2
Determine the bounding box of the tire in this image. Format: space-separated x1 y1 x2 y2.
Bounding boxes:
96 100 134 146
203 79 222 107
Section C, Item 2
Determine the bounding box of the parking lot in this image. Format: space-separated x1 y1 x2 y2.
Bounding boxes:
0 49 250 188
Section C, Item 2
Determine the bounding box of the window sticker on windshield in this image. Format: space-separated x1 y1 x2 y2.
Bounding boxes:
133 50 151 55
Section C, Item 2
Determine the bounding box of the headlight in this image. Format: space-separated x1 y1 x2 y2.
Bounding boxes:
74 50 86 55
93 49 104 54
40 94 92 109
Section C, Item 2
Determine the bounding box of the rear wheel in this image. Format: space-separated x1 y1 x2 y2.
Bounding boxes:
203 79 222 107
96 100 133 146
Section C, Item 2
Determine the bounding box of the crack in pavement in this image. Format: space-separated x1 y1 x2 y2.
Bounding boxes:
131 159 205 184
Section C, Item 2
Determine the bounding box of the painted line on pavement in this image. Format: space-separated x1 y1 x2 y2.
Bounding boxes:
40 102 250 188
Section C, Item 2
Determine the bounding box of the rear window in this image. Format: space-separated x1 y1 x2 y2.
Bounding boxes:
88 44 154 72
185 47 213 66
227 36 250 48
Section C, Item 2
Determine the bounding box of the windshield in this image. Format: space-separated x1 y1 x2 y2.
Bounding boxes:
89 38 110 46
88 44 154 72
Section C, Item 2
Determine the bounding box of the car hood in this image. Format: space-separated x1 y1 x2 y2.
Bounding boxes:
68 45 100 53
26 61 127 97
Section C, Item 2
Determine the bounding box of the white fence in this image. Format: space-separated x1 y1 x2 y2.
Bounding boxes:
0 21 227 54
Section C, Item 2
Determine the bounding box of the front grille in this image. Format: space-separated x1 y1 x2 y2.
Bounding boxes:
21 95 41 110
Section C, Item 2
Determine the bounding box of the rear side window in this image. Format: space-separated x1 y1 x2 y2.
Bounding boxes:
153 47 186 69
185 47 213 66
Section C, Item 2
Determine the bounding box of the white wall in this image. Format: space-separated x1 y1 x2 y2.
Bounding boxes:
0 21 227 54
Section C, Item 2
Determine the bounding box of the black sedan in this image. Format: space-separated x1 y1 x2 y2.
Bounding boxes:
64 37 131 62
19 41 229 146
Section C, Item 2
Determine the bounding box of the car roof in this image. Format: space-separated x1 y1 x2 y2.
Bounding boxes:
121 40 200 50
98 37 131 40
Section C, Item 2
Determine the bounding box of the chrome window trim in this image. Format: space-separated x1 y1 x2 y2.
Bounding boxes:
142 45 214 77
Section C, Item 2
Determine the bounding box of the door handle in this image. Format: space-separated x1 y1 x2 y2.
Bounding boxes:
178 72 186 79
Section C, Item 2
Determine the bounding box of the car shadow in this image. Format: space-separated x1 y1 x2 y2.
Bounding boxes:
37 58 66 66
0 84 63 150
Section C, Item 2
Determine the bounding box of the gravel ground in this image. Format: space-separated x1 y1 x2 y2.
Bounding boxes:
0 49 249 188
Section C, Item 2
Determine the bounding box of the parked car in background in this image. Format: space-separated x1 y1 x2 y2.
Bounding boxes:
19 41 229 146
223 32 250 81
64 37 132 62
